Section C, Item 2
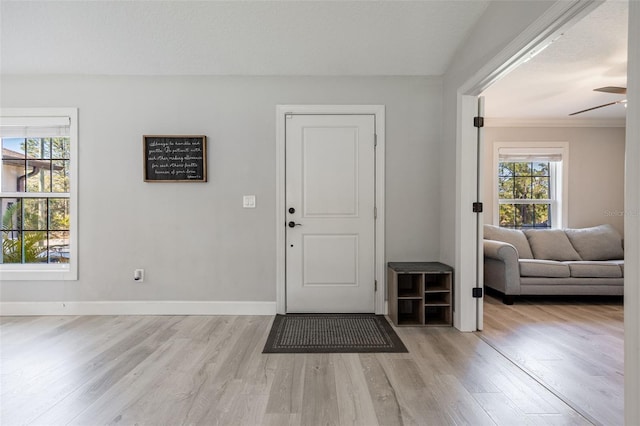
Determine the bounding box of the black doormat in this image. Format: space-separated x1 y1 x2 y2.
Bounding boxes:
263 314 408 353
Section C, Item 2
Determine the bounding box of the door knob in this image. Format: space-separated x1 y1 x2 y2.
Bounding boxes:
288 221 302 228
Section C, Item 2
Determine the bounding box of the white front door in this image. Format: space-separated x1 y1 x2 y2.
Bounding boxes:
285 114 376 313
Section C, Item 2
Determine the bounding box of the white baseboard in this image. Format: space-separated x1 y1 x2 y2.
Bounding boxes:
0 300 277 316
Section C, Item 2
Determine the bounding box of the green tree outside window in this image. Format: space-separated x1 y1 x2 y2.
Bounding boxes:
498 161 552 228
2 137 70 263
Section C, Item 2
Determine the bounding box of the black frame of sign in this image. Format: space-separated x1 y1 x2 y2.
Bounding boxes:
143 135 207 182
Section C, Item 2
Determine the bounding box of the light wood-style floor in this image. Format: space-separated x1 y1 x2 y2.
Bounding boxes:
1 311 604 426
481 293 624 426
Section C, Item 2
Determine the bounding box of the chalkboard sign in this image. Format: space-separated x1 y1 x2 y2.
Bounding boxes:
143 135 207 182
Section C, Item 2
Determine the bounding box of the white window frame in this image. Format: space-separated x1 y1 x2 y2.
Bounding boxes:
492 141 569 229
0 108 78 280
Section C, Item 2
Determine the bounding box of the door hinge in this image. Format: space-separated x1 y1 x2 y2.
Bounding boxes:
374 133 377 147
472 287 483 298
473 116 484 128
472 202 483 213
375 280 378 291
374 206 377 219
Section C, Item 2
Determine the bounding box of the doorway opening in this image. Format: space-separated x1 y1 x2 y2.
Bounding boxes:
466 2 627 425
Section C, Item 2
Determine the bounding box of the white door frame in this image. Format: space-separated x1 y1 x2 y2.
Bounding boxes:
624 2 640 423
454 0 602 332
276 105 386 315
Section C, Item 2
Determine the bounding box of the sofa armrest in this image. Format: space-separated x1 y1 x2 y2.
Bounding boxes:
484 239 518 261
483 239 521 300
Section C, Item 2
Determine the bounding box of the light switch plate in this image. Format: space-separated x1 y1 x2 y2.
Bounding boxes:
243 195 256 208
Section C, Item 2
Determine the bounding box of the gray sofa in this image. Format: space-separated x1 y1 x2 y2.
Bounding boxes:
483 224 624 304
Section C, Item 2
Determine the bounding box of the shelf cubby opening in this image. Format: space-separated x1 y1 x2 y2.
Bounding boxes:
425 306 451 326
424 292 450 306
397 273 422 297
424 273 450 292
397 299 423 325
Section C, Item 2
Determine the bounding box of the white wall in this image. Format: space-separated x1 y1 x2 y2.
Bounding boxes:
483 126 625 234
0 75 442 305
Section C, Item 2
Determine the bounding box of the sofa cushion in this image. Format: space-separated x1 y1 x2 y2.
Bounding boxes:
524 229 582 261
484 224 533 259
564 224 624 261
519 259 570 278
565 261 623 278
610 260 624 276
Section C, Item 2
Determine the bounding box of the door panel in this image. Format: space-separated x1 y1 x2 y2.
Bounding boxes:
303 128 358 216
303 234 358 285
286 114 375 313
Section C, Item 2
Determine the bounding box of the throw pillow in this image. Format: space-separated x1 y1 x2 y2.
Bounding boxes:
524 229 582 261
483 224 533 259
565 224 624 261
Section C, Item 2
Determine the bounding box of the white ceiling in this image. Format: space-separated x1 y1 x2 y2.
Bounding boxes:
483 0 628 121
0 1 489 76
0 1 628 121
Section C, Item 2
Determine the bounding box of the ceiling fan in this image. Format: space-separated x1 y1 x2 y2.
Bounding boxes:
569 86 627 116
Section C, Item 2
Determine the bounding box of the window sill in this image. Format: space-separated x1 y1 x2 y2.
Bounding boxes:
0 264 77 281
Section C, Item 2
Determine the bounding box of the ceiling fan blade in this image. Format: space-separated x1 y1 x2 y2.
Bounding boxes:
569 100 623 116
594 86 627 95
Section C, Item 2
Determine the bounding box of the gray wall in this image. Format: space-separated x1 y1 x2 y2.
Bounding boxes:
0 75 442 302
483 126 625 235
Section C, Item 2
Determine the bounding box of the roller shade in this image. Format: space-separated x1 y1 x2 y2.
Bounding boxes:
0 116 70 138
498 147 563 162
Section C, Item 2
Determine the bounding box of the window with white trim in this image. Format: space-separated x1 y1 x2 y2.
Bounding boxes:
494 143 568 229
1 109 78 280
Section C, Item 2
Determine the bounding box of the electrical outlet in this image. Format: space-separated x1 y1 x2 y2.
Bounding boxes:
134 269 145 282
